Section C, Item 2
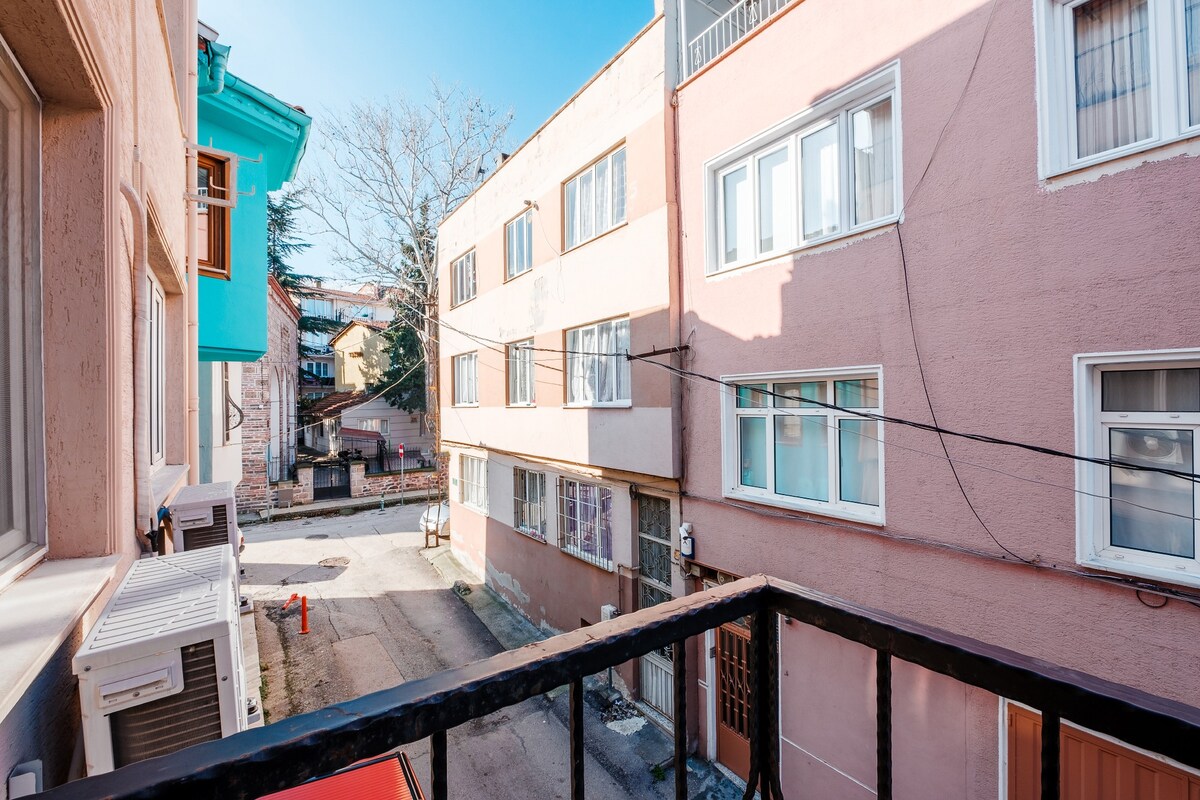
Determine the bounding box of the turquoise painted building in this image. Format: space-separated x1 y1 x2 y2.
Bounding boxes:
196 35 310 484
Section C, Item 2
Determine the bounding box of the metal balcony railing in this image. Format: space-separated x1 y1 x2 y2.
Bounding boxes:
686 0 795 77
38 575 1200 800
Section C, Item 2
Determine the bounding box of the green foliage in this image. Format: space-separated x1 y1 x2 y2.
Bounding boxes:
371 302 426 412
267 190 342 358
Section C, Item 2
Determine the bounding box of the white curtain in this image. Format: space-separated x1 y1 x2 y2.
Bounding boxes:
852 97 894 225
1073 0 1152 158
1187 0 1200 126
757 147 793 253
611 149 627 224
802 122 840 240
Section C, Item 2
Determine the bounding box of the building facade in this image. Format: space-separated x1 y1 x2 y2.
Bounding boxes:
672 0 1200 795
237 276 301 514
0 1 194 791
195 31 310 487
437 9 687 715
298 283 396 399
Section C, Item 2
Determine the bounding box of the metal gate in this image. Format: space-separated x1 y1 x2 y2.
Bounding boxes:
312 464 350 501
716 618 752 781
637 495 674 722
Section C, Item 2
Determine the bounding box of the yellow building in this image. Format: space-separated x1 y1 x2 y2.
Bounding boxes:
330 319 391 392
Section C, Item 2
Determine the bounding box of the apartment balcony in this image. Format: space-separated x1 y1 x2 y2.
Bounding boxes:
685 0 797 78
38 575 1200 800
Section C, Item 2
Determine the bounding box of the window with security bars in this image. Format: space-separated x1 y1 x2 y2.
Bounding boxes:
459 455 487 511
513 468 546 541
557 478 613 569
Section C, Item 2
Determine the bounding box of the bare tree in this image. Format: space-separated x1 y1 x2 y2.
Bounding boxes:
303 81 511 443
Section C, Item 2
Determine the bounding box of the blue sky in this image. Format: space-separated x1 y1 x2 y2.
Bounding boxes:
198 0 655 281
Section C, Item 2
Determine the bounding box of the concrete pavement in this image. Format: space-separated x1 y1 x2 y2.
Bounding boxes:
241 505 741 799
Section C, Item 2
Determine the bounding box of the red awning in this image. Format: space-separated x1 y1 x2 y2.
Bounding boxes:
339 427 385 440
257 752 425 800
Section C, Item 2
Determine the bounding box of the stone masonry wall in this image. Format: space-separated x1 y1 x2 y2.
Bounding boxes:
349 460 447 500
236 282 299 514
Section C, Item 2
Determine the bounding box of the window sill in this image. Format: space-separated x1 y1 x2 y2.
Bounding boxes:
513 527 548 544
1042 128 1200 183
449 296 477 310
452 403 480 409
1078 554 1200 591
459 501 488 515
504 266 533 284
707 217 900 279
564 401 633 409
0 554 121 722
151 463 189 509
563 220 629 256
725 488 884 527
506 402 537 409
560 546 614 572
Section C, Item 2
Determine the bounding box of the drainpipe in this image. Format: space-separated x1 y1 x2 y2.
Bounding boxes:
186 0 201 483
119 179 154 549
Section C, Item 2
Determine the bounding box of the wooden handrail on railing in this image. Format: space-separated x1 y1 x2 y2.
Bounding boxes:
38 575 1200 800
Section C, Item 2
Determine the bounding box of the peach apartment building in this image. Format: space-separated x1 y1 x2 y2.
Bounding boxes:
437 4 688 721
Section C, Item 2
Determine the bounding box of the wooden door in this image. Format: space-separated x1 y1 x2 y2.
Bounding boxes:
1008 704 1200 799
716 618 752 782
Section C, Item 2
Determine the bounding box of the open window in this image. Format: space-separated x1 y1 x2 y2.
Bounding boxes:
194 148 235 279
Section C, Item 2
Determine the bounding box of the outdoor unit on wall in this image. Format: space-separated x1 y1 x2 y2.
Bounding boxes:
73 547 246 775
168 480 240 557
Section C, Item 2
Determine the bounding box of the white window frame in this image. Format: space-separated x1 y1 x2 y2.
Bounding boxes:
557 477 614 570
505 210 534 280
452 352 478 407
0 33 45 581
706 64 901 275
459 454 488 512
565 318 632 408
149 277 166 465
507 339 535 407
1075 348 1200 587
513 467 547 542
450 250 476 307
564 145 628 251
721 366 885 525
1035 0 1200 178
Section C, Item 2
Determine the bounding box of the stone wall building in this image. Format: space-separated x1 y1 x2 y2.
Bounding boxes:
237 275 301 514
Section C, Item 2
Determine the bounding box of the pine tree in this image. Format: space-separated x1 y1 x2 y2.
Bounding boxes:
266 190 341 357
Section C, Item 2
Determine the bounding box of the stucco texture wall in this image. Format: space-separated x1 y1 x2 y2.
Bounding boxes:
675 0 1200 789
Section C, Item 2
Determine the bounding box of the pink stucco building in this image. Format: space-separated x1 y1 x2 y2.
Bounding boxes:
673 0 1200 795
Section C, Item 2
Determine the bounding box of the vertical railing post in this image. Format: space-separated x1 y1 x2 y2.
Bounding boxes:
1041 710 1060 800
876 650 892 800
673 640 688 800
430 729 447 800
743 610 782 800
570 678 585 800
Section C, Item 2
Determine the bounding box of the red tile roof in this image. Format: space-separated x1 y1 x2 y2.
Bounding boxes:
304 390 366 418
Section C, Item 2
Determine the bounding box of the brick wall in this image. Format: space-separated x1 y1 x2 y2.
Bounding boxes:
350 460 447 499
236 282 300 513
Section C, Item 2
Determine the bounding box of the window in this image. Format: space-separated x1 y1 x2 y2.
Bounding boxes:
513 468 547 541
506 210 534 279
149 278 166 464
0 37 44 572
725 369 883 523
304 361 330 379
709 68 898 273
566 318 631 406
356 418 389 435
197 152 230 279
301 298 334 318
507 339 535 406
451 250 476 306
453 352 478 406
557 478 613 569
1037 0 1200 176
1076 351 1200 586
459 455 487 511
564 146 627 250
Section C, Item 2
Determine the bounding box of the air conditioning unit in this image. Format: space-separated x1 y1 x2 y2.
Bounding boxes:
168 480 240 558
600 604 620 622
73 547 246 775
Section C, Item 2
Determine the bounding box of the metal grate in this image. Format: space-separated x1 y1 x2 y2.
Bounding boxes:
182 504 230 551
718 622 752 738
110 640 224 768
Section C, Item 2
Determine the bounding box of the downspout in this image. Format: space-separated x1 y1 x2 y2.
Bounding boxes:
187 0 201 483
119 179 154 549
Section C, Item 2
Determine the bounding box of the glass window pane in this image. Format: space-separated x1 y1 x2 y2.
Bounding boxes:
802 121 840 240
775 381 826 408
612 149 627 223
838 419 880 506
835 378 880 408
775 416 829 501
722 166 750 264
1102 368 1200 412
739 416 768 489
565 180 578 248
596 321 614 403
596 158 611 233
1074 0 1152 158
579 171 595 241
1188 0 1200 126
615 319 631 402
757 147 793 253
1109 428 1194 557
851 97 895 225
736 383 768 408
